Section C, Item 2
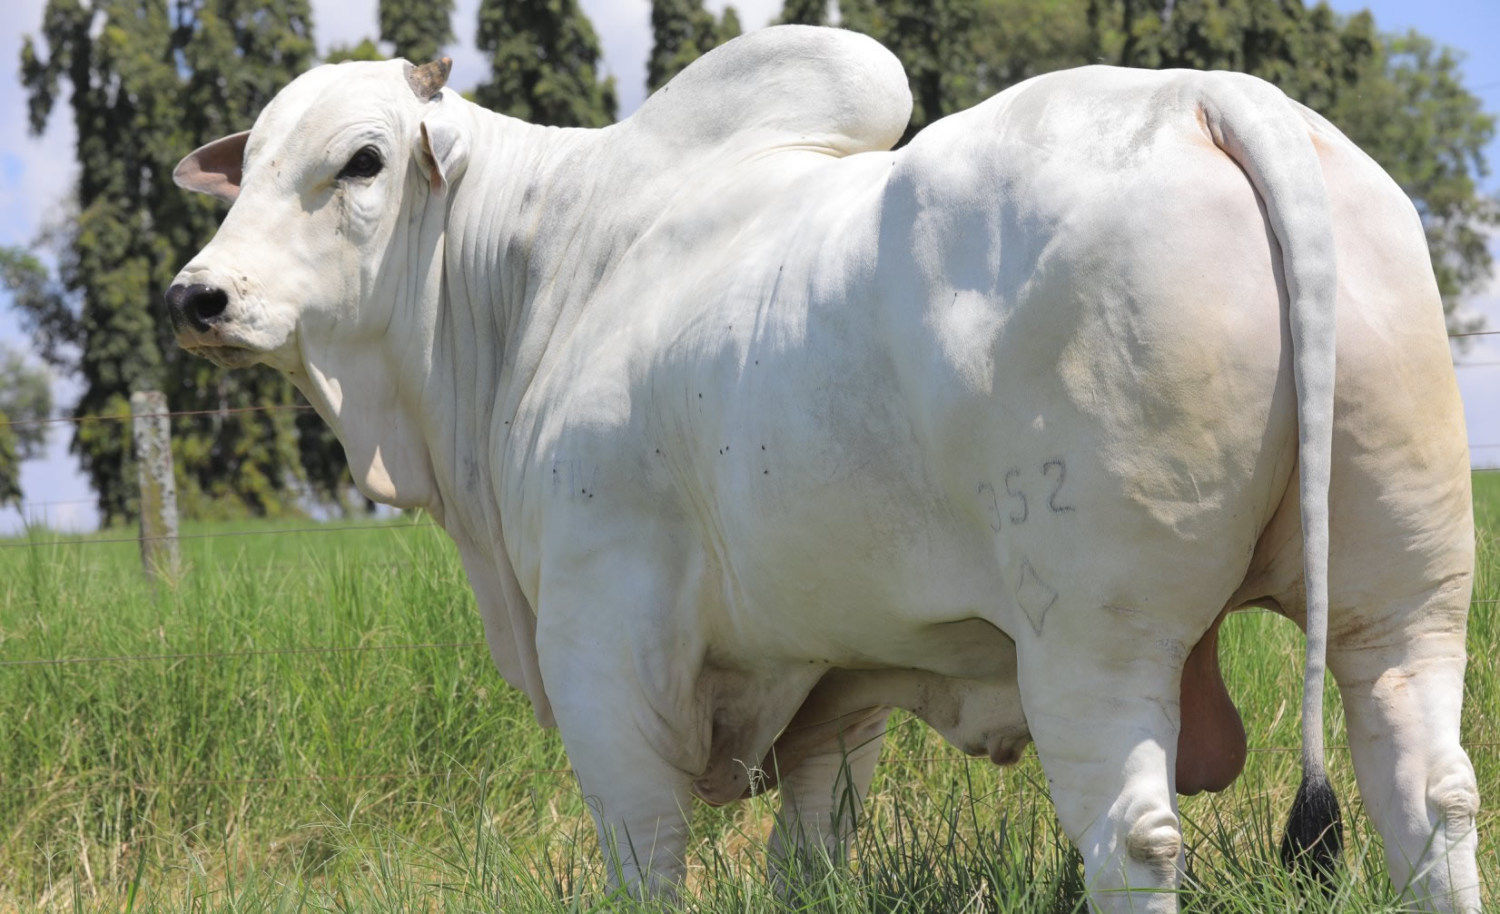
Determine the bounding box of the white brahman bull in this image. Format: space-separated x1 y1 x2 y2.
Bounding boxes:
166 26 1479 913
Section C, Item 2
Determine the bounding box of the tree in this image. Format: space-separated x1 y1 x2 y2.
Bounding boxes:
473 0 617 127
777 0 829 25
839 0 981 141
969 0 1093 95
380 0 454 63
843 0 1495 322
1334 31 1497 319
720 5 742 42
1085 0 1497 319
16 0 318 525
0 346 54 508
648 0 742 93
325 37 386 63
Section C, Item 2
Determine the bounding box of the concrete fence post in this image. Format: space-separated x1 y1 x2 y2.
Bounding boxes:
130 391 180 580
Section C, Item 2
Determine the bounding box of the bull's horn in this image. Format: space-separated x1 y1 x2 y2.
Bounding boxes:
407 57 452 101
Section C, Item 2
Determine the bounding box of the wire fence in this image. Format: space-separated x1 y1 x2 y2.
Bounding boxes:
0 403 315 432
0 520 438 550
0 639 487 669
0 769 574 795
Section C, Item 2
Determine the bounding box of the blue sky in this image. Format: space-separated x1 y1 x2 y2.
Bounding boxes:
1 0 1497 533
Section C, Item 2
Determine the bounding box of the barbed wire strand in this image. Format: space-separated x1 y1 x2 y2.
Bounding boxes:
0 521 437 550
0 403 315 431
0 640 487 669
0 768 574 795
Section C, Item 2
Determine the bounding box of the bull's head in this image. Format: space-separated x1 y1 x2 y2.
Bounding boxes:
166 57 462 368
166 57 470 507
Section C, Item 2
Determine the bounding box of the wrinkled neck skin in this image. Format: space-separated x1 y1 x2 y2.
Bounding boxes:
293 102 598 531
287 102 621 721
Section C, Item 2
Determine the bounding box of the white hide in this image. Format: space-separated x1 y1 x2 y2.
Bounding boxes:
170 28 1478 913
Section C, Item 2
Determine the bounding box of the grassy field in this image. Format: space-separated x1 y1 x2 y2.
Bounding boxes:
0 478 1496 912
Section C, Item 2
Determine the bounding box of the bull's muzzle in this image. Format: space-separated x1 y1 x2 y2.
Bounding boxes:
165 282 230 334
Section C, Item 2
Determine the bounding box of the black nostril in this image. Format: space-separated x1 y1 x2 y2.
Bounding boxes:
165 282 230 332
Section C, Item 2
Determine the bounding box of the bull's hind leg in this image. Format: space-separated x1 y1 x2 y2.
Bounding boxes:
1260 477 1478 911
765 707 889 882
1310 303 1477 910
1253 327 1480 908
1017 613 1198 914
1328 593 1479 913
1317 474 1479 912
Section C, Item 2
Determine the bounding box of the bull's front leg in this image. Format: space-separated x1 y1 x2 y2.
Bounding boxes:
534 563 704 894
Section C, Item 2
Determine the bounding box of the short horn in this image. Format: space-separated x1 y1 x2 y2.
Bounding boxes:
407 57 452 101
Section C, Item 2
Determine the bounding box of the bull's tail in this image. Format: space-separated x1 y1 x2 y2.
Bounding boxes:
1198 74 1342 881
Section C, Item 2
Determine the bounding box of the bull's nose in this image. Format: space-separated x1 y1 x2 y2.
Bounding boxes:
164 282 230 333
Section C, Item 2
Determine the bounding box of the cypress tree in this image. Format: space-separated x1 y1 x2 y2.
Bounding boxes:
777 0 829 26
840 0 980 140
473 0 617 127
380 0 455 63
17 0 318 524
0 343 53 507
648 0 742 93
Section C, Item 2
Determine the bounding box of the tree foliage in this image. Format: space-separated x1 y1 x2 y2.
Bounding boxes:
777 0 829 26
325 37 386 63
15 0 322 525
473 0 616 126
0 346 54 508
839 0 980 143
381 0 454 64
837 0 1497 319
648 0 742 92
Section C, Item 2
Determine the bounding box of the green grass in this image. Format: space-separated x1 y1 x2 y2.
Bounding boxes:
1 482 1497 912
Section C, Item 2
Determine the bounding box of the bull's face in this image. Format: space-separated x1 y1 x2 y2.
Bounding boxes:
166 58 464 374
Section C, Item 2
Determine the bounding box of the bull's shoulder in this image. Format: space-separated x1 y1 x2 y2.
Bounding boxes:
625 25 911 158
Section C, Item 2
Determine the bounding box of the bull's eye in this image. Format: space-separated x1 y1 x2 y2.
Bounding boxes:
338 146 383 180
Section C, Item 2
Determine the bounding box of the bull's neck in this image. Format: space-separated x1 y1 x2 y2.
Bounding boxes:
413 101 619 541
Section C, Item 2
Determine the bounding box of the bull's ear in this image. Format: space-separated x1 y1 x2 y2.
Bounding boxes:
418 101 468 197
174 130 250 203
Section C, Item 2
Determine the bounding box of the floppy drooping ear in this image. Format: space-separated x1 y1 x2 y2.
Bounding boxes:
417 98 468 197
173 130 250 203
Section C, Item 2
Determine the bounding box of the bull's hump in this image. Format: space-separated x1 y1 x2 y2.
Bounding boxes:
627 26 912 158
